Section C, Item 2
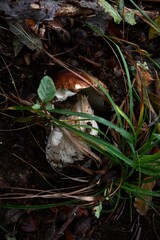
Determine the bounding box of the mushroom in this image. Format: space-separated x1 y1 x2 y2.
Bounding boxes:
54 70 97 101
46 126 88 169
46 94 99 169
46 70 108 169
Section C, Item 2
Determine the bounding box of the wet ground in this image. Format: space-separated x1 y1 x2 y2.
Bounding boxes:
0 1 160 239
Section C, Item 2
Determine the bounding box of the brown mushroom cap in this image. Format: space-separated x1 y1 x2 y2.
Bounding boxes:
54 70 96 92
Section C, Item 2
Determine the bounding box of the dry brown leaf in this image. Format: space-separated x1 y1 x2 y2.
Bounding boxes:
135 65 154 94
134 177 156 216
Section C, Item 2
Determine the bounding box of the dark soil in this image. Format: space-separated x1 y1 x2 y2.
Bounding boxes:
0 1 160 240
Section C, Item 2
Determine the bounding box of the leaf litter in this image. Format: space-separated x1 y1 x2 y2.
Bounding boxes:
0 0 160 240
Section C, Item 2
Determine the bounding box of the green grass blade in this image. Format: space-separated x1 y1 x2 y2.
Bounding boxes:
128 0 160 33
53 118 135 167
52 109 134 142
86 25 133 121
121 182 160 197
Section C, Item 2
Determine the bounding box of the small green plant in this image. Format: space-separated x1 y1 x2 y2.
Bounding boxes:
32 76 56 111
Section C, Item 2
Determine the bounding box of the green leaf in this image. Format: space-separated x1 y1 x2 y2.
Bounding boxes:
32 100 41 110
124 12 136 25
116 0 124 16
94 201 102 218
37 76 56 103
98 0 122 24
45 102 55 111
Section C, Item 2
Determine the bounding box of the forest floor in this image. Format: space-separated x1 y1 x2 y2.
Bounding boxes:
0 1 160 240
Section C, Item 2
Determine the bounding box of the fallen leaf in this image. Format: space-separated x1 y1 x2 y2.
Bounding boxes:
149 16 160 40
8 21 42 52
134 177 156 216
98 0 122 24
93 201 102 218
